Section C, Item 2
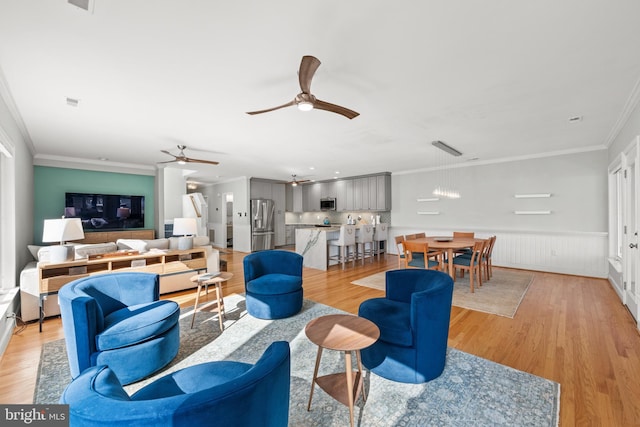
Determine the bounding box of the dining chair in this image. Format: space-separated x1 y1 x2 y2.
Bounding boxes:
402 240 442 271
483 236 497 280
394 235 407 268
453 231 475 256
415 232 426 238
452 240 485 292
405 233 418 241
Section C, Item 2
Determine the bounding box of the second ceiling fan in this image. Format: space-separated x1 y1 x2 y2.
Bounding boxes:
246 55 359 120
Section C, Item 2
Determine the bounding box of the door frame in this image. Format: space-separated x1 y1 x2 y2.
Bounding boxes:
622 137 640 325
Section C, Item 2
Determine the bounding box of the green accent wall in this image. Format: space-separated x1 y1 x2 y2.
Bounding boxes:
34 166 155 244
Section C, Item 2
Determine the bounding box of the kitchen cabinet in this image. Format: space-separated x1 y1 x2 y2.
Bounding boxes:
375 174 391 210
354 178 370 210
320 181 337 199
285 185 303 212
302 183 322 212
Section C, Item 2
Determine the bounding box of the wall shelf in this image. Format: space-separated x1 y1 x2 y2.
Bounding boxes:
514 211 552 215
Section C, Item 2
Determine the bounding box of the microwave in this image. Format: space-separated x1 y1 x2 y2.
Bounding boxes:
320 198 336 211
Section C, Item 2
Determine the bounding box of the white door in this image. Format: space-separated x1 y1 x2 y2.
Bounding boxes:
623 141 639 322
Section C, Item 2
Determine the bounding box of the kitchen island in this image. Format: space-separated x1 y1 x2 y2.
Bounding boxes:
295 226 341 271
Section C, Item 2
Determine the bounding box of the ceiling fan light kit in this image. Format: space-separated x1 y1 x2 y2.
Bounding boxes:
247 55 359 119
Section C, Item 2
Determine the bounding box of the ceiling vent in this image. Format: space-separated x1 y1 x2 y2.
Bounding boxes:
431 140 462 157
68 0 94 12
66 97 79 107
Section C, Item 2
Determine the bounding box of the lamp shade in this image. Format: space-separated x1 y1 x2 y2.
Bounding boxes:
173 218 197 236
42 218 85 244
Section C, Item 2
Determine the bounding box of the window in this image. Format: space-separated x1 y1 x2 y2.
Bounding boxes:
0 134 14 290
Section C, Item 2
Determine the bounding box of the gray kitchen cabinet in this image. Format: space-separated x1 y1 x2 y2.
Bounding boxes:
321 181 337 199
302 183 321 212
375 174 391 210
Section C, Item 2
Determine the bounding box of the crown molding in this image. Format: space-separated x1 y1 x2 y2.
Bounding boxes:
0 65 35 156
33 153 155 176
393 145 607 176
604 73 640 147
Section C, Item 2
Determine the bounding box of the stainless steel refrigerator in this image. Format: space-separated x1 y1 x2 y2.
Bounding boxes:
251 199 275 251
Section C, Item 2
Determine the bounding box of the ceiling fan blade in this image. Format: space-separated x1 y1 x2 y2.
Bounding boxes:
184 158 219 165
246 100 296 115
157 159 178 164
298 55 321 94
160 150 177 158
313 99 360 119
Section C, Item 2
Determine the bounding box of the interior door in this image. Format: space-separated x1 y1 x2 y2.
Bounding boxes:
623 142 639 323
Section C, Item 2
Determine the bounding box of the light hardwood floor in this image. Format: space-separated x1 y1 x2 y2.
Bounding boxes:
2 249 640 426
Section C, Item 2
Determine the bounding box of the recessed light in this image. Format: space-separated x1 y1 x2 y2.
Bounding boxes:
98 157 108 161
309 166 315 170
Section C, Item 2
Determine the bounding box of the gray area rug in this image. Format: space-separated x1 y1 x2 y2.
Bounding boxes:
352 268 534 318
35 295 559 426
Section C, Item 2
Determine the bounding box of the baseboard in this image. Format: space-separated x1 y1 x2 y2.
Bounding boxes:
0 288 20 358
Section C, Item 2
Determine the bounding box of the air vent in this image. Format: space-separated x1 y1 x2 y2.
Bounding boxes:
68 0 93 12
431 140 462 157
66 97 79 107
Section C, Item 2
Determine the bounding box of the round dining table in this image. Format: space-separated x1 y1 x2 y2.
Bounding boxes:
413 236 487 279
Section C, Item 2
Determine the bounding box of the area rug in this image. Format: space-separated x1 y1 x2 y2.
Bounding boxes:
35 294 559 426
351 268 534 318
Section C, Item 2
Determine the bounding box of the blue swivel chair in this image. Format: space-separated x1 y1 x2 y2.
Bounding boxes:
58 272 180 385
358 269 454 383
243 250 304 319
60 341 291 427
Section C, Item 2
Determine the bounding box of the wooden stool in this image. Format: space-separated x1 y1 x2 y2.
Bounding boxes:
189 272 233 331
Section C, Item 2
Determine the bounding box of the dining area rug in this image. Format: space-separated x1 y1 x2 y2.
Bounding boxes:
351 267 534 318
34 294 558 426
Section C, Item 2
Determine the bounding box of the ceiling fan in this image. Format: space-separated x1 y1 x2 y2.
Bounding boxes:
246 55 359 119
158 145 219 166
287 174 311 186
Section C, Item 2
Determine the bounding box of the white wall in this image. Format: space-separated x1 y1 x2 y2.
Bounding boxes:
391 150 609 277
0 87 34 355
203 177 251 253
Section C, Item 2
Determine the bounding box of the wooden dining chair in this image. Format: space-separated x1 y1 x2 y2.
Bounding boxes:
414 232 426 238
452 240 484 292
405 233 418 240
483 236 497 280
453 231 474 238
394 235 407 268
402 240 442 271
453 231 475 256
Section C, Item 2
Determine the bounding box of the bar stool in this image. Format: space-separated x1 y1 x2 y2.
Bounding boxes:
372 223 388 259
328 225 356 269
356 224 374 265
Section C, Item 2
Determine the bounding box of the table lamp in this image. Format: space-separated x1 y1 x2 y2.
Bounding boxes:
42 218 85 263
173 217 197 250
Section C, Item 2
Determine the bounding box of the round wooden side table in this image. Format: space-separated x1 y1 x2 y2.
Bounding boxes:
305 314 380 427
189 272 233 331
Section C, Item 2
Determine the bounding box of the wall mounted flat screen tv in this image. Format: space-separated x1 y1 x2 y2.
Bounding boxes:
65 192 145 231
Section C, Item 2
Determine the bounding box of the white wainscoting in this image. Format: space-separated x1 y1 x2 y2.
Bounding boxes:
388 227 608 278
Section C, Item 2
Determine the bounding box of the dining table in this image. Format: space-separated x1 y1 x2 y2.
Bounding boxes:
413 236 487 280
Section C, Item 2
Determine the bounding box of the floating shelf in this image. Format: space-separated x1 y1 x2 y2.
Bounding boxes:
417 211 440 215
514 193 551 198
417 198 439 202
514 211 552 215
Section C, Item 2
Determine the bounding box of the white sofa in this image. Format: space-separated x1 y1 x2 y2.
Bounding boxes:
20 237 220 322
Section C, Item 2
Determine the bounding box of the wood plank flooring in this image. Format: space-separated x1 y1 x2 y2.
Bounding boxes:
2 249 640 426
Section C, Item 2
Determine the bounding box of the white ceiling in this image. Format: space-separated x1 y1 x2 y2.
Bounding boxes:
1 1 640 184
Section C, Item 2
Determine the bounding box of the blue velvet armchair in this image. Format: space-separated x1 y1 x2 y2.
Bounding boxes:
243 250 304 319
60 341 291 427
358 269 454 383
58 272 180 385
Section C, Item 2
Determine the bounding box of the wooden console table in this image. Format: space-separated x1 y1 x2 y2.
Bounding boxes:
37 247 207 332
